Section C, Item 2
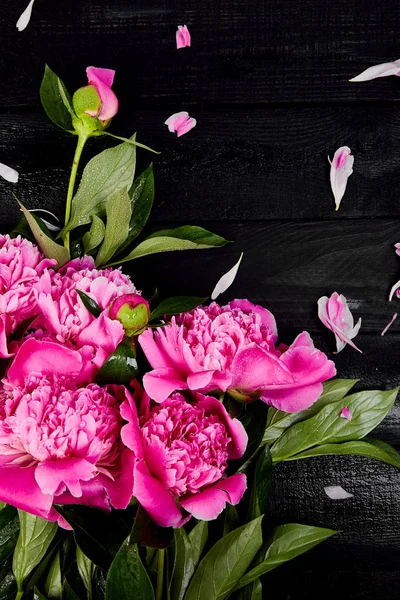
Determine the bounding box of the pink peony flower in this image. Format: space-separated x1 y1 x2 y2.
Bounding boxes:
139 300 336 413
120 383 247 527
165 111 197 137
0 339 134 524
318 292 362 353
0 235 56 358
85 67 118 121
27 256 139 382
176 25 191 49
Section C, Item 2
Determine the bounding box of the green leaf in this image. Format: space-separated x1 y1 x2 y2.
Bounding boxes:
103 132 159 154
83 215 106 254
148 225 228 246
10 213 54 244
12 512 57 593
17 200 70 267
187 522 208 569
40 65 74 132
263 379 359 445
248 446 272 520
169 528 196 600
105 539 154 600
233 402 270 473
62 580 80 600
270 387 399 463
0 559 16 600
44 551 62 599
150 297 207 321
95 338 139 386
76 290 102 318
95 189 132 266
233 578 262 600
63 135 137 235
0 505 19 564
34 587 48 600
76 545 94 600
184 517 263 600
233 524 337 591
116 165 155 255
287 437 400 467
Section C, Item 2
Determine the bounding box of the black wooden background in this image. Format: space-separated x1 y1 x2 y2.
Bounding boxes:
1 0 400 597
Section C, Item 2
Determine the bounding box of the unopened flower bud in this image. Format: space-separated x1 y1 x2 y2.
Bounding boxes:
110 294 150 336
72 66 118 135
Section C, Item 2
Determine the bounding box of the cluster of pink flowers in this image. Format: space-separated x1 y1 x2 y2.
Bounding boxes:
0 235 336 528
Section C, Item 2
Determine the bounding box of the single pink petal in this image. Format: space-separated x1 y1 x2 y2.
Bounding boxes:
176 25 191 49
349 60 400 82
231 346 295 393
86 67 118 120
395 243 400 257
0 465 54 519
8 339 83 386
318 293 362 353
261 383 323 413
381 313 397 336
87 67 115 88
340 407 352 421
187 370 215 390
176 117 197 137
164 111 196 137
180 474 247 521
389 279 400 301
120 392 144 459
329 146 354 211
35 458 97 498
133 460 183 527
142 368 188 402
100 447 135 509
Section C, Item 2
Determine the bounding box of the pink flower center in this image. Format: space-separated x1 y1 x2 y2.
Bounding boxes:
0 375 121 467
141 395 231 497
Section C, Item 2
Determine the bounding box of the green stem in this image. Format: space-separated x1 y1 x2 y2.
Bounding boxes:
155 549 165 600
15 591 23 600
64 133 88 252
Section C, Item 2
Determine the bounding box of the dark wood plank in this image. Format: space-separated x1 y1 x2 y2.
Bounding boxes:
2 0 400 107
2 107 400 223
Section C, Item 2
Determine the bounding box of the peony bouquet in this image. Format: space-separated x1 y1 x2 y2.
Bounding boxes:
0 66 399 600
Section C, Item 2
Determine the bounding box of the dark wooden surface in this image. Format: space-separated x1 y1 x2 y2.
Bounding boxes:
1 0 400 597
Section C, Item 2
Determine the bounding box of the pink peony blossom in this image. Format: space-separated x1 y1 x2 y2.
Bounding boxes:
0 339 134 524
0 235 56 358
139 300 336 413
121 383 247 527
318 292 362 353
176 25 191 49
85 67 118 121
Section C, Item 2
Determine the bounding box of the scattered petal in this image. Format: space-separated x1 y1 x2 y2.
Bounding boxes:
165 111 196 137
211 253 243 300
29 209 60 222
349 60 400 82
176 25 191 49
39 219 61 233
0 162 19 183
16 0 35 32
318 292 362 353
324 486 353 500
329 146 354 211
340 407 352 421
381 313 397 336
395 243 400 257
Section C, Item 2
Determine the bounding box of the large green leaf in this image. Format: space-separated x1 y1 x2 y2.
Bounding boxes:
148 226 228 247
76 546 94 600
12 512 57 593
40 65 74 132
62 135 137 235
270 388 399 463
17 201 70 266
263 379 359 445
287 437 400 467
150 297 207 321
184 517 263 600
187 522 208 570
95 338 139 386
234 524 337 591
0 506 19 564
95 189 132 266
169 528 196 600
104 539 154 600
83 215 106 254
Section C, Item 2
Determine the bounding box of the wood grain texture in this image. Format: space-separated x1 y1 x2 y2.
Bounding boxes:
2 0 400 108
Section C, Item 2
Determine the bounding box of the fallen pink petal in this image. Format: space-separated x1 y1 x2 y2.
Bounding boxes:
176 25 191 49
349 60 400 82
324 486 354 500
211 253 243 300
381 313 397 336
16 0 35 32
340 407 352 421
165 111 197 137
318 292 362 353
329 146 354 211
0 162 19 183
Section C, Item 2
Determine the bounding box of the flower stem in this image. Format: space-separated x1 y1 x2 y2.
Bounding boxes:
15 591 23 600
63 133 88 252
155 549 165 600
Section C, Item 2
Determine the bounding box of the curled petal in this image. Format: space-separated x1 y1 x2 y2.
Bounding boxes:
16 0 35 32
165 111 196 137
349 60 400 82
176 25 191 49
381 313 397 336
318 293 362 353
86 67 118 120
0 162 19 183
329 146 354 211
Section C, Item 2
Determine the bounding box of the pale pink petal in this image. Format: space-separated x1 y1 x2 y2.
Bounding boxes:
176 25 191 49
395 243 400 257
381 313 397 336
16 0 35 32
142 367 188 402
180 474 247 521
164 111 196 137
86 67 118 120
0 314 13 358
211 253 243 300
349 60 400 82
389 279 400 301
340 407 352 421
324 485 353 500
318 293 362 353
329 146 354 211
0 162 19 183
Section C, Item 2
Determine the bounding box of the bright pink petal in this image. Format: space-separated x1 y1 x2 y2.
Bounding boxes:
142 368 188 402
0 314 13 358
229 299 278 340
120 392 144 459
0 465 54 519
187 370 214 390
133 460 183 527
231 346 295 393
100 447 135 509
87 67 115 88
340 407 352 421
329 146 354 211
180 474 247 521
176 25 191 49
8 339 83 386
349 60 400 82
55 479 110 511
176 117 197 137
261 382 323 413
318 293 362 353
35 458 97 498
86 66 118 120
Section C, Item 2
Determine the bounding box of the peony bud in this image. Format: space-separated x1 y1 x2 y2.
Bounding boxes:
72 67 118 135
110 294 150 336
